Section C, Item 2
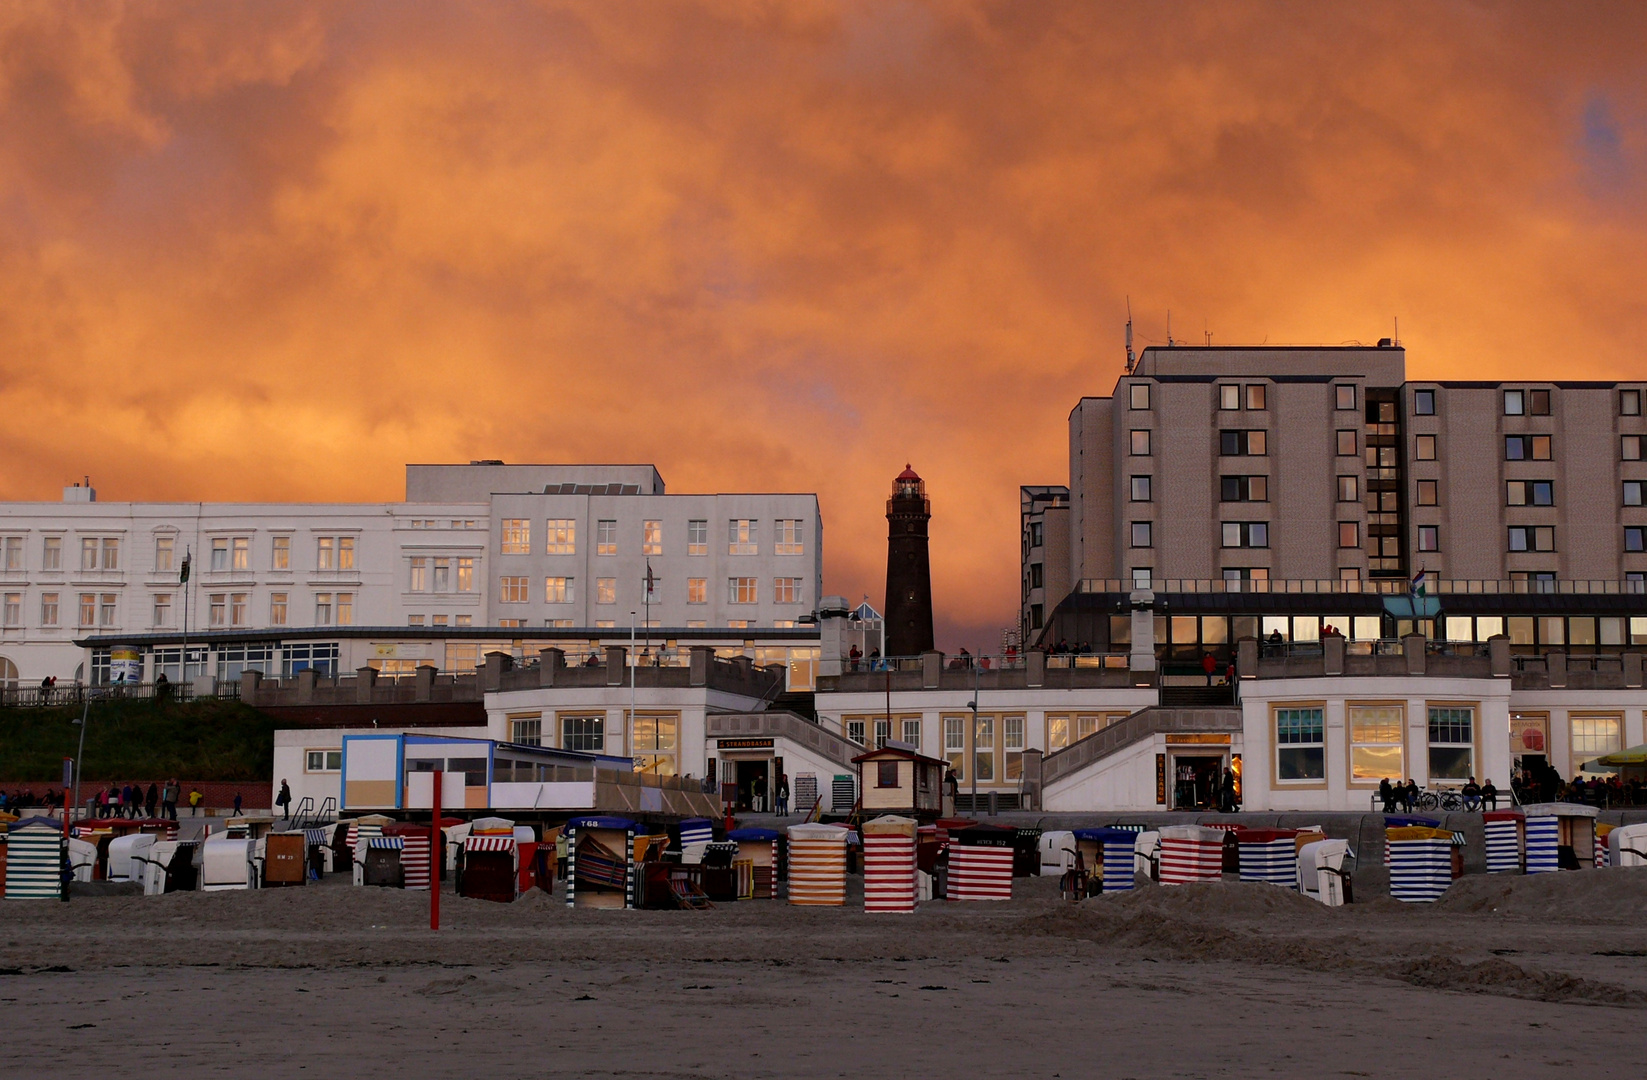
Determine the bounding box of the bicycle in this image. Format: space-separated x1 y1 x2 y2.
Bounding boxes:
1414 789 1463 812
1058 846 1089 902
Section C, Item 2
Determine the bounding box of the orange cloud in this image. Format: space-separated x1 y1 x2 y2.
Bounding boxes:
1 2 1644 649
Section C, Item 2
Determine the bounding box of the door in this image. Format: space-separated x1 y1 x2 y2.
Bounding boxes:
1172 755 1225 810
734 759 770 812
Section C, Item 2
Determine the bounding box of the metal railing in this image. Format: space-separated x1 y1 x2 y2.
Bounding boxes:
0 681 241 707
1080 577 1647 596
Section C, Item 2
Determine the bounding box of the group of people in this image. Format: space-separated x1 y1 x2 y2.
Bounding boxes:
1377 776 1500 812
0 788 62 812
91 780 192 819
744 772 790 815
845 645 883 672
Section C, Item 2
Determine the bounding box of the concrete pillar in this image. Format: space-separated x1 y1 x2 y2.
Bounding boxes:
921 651 942 689
240 669 262 704
355 666 377 703
1624 651 1643 689
689 646 712 687
296 668 318 704
414 663 437 702
537 648 564 688
481 650 512 691
1488 635 1511 677
1323 634 1345 677
1402 633 1426 676
605 646 627 686
1026 648 1045 688
1020 748 1043 811
1237 637 1258 678
1128 592 1156 673
1546 650 1567 688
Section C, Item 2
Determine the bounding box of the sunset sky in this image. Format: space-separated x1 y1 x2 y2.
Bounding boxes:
2 2 1644 650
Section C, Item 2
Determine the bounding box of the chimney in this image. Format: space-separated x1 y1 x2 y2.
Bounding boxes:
63 481 96 503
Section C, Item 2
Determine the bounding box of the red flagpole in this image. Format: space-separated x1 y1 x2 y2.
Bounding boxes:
430 771 441 931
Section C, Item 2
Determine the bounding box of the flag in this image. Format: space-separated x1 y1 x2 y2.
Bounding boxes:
644 560 655 601
1409 568 1426 598
179 550 191 584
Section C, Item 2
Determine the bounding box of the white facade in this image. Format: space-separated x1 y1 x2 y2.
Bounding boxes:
0 464 823 685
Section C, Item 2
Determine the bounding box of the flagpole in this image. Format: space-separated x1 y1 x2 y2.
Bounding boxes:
180 547 191 694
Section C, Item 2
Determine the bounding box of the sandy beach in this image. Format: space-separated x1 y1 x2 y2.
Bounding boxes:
5 871 1646 1078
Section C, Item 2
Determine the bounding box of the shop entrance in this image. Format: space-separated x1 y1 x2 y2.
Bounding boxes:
1172 755 1224 810
734 759 771 812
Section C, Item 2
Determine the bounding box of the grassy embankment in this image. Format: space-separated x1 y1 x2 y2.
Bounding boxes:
0 698 275 782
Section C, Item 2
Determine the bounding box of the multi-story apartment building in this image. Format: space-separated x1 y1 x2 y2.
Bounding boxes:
0 463 822 688
1019 484 1070 638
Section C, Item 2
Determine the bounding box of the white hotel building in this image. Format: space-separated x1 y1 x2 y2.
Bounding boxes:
0 463 822 688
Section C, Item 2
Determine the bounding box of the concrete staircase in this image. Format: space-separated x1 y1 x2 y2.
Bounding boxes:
1042 705 1242 787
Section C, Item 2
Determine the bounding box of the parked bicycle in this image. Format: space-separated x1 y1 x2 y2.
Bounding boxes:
1414 788 1463 812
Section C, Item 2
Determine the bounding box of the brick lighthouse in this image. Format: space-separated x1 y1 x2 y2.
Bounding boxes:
884 464 934 656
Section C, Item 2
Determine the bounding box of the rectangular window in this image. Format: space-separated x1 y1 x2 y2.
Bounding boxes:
728 519 757 555
1245 384 1267 410
1130 476 1152 502
1004 715 1025 782
500 576 529 603
1506 435 1552 461
232 536 250 571
42 535 61 571
1412 389 1434 415
408 615 424 627
642 519 662 556
78 592 95 626
433 558 450 592
973 715 995 783
1349 705 1403 781
99 593 116 626
596 520 617 556
1626 481 1644 507
631 714 679 776
1130 521 1153 548
1336 429 1358 456
545 576 572 603
457 557 474 592
272 535 290 570
1504 389 1524 415
305 750 344 772
337 536 354 571
728 577 757 604
1276 707 1325 781
1625 436 1644 461
1129 383 1150 409
80 537 98 571
409 557 427 591
687 577 707 604
1528 389 1551 415
1219 430 1266 456
501 519 530 554
1220 475 1268 502
230 592 248 627
1508 480 1555 506
546 519 575 554
0 536 19 571
211 537 228 571
774 577 803 604
316 536 334 570
99 538 119 571
1338 522 1361 548
1416 480 1438 506
1427 706 1474 780
1337 475 1359 502
41 592 60 626
1335 384 1358 410
153 536 173 573
1414 434 1436 460
1418 526 1440 552
1130 429 1151 455
775 519 805 555
687 519 708 556
847 719 866 746
1623 389 1641 416
1221 522 1269 548
209 593 226 626
314 593 333 625
1219 384 1240 410
1571 714 1623 759
269 592 287 626
561 715 605 753
1508 525 1555 552
2 592 18 626
902 718 921 746
596 578 616 604
1047 714 1069 751
1627 528 1646 553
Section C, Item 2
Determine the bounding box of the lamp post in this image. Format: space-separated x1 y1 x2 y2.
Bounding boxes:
968 657 979 818
629 611 637 761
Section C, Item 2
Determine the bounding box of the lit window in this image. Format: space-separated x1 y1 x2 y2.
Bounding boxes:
99 593 117 626
500 576 529 603
338 537 355 571
314 593 333 625
728 577 758 604
272 536 290 570
501 519 531 554
80 537 98 572
687 520 708 556
1130 429 1151 455
545 577 572 603
687 578 707 604
596 578 616 604
1 592 18 626
1129 383 1150 409
1571 714 1622 759
232 537 250 571
457 557 473 592
1427 707 1474 780
41 592 60 626
78 592 95 626
209 593 226 627
728 519 757 555
316 537 334 570
409 557 427 591
774 577 803 604
230 593 247 627
643 520 662 556
973 715 994 783
1337 385 1359 411
546 519 575 555
42 536 61 571
269 592 287 626
153 536 173 573
1414 435 1437 461
1349 705 1403 780
775 519 805 555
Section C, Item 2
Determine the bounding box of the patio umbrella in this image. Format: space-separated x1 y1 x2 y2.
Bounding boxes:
1581 744 1647 773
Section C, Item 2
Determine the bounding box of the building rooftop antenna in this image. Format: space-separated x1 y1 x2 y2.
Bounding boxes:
1167 309 1174 348
1125 297 1135 371
1394 316 1400 347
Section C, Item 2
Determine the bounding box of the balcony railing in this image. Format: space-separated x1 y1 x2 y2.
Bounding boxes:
1079 577 1647 596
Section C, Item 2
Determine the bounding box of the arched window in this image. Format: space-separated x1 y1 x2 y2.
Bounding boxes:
0 656 17 687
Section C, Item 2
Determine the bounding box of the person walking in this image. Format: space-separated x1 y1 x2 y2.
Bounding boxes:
751 773 766 814
233 792 243 816
120 782 135 819
162 778 178 821
145 782 159 819
1219 767 1237 813
775 773 790 816
1201 652 1218 686
187 787 204 816
275 779 292 821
